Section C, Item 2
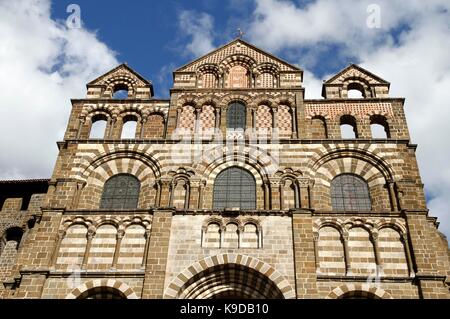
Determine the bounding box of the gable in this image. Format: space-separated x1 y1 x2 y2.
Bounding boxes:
88 63 152 87
175 39 301 73
325 64 389 85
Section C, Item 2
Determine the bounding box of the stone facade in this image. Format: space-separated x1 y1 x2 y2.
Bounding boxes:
1 39 449 299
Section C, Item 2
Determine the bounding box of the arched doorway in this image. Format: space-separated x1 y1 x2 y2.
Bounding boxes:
178 264 284 299
78 287 127 299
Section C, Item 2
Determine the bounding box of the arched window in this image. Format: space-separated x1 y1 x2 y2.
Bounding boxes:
340 115 358 139
112 84 129 99
100 174 140 209
347 82 365 98
370 115 390 138
227 102 246 130
213 167 256 210
90 115 107 139
311 116 328 138
331 174 371 211
121 115 138 139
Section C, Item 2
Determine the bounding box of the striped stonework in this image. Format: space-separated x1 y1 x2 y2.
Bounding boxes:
163 254 296 299
2 39 448 300
326 284 393 299
66 279 139 299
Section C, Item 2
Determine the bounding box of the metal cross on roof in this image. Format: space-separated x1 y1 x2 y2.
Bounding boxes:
236 28 244 39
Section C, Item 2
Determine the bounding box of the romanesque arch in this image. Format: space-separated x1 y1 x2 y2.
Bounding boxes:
66 279 139 299
164 254 295 299
326 284 393 299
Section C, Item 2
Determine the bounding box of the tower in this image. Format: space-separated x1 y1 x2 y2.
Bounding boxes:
1 39 449 299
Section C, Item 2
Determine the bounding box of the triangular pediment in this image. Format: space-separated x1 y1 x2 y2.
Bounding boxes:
325 64 389 85
175 38 301 73
88 63 152 87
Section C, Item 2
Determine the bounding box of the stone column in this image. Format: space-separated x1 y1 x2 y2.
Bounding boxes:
81 228 95 269
76 118 85 139
139 118 147 139
111 230 125 268
272 107 278 132
141 229 151 269
252 108 257 133
214 107 221 134
370 232 382 276
313 232 320 271
387 180 398 211
401 233 414 277
298 178 312 209
291 106 298 138
194 107 202 137
49 230 66 267
263 181 271 210
159 178 172 207
270 179 281 210
342 232 352 275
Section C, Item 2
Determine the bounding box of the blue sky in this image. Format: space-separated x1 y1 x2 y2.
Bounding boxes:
1 0 450 238
50 0 262 98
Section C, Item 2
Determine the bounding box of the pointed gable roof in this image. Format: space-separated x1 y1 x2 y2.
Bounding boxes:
175 38 302 73
87 63 152 86
324 64 390 85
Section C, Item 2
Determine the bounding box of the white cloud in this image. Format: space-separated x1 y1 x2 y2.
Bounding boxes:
178 10 215 57
0 0 118 179
247 0 450 239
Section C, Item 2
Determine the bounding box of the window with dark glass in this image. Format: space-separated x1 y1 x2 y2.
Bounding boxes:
100 174 140 209
331 174 371 211
213 167 256 210
227 102 246 130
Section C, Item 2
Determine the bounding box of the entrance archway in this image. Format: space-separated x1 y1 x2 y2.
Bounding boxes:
164 254 296 299
180 264 283 299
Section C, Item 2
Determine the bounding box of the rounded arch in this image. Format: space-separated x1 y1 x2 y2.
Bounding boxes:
326 284 393 299
177 95 198 109
314 220 345 238
80 150 161 183
81 105 114 121
342 77 372 98
202 217 224 230
310 147 395 182
164 254 296 299
66 279 139 299
221 93 252 109
91 216 121 230
203 159 265 187
104 77 136 98
196 95 221 109
196 144 277 185
219 54 257 72
252 95 275 109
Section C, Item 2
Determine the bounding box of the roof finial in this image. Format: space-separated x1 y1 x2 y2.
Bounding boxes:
236 28 244 39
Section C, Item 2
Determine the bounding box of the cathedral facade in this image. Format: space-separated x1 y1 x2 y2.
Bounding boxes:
1 39 449 299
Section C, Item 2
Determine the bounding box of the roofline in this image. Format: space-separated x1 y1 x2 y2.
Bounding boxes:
174 38 303 72
324 64 390 85
86 63 154 95
71 98 170 104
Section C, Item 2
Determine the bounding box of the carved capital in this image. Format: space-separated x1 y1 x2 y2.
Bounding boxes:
297 177 312 188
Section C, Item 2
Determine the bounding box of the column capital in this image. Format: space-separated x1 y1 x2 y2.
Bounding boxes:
297 177 313 188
